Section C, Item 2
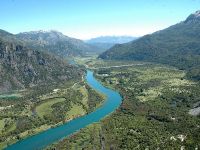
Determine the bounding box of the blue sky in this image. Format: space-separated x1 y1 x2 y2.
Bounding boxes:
0 0 200 39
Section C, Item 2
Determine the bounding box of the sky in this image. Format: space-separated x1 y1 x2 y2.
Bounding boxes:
0 0 200 39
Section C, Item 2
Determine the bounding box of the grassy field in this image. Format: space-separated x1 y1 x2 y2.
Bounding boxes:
66 103 86 120
79 86 89 109
36 98 66 118
0 119 5 131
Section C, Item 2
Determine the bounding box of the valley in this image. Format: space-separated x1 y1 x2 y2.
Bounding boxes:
1 54 200 149
0 68 105 149
4 69 122 150
2 51 199 149
0 4 200 149
48 58 200 150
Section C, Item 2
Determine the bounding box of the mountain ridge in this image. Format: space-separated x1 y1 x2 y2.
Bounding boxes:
86 36 138 44
86 36 138 52
99 10 200 80
16 30 98 57
0 29 82 92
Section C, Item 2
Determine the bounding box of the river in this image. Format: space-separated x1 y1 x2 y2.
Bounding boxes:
6 70 122 150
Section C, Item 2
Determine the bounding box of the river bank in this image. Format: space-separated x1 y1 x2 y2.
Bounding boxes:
5 70 122 150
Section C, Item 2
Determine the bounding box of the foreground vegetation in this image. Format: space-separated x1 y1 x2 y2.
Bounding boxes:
0 67 105 149
49 59 200 149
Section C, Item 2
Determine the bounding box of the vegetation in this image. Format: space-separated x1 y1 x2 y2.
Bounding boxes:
99 11 200 81
49 59 200 149
0 74 105 149
46 123 103 150
1 10 200 150
35 98 66 118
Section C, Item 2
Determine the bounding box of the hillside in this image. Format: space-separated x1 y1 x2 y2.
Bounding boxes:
0 29 82 92
99 11 200 80
86 36 138 52
16 30 97 57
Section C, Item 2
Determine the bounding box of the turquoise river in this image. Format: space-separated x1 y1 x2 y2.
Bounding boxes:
6 70 122 150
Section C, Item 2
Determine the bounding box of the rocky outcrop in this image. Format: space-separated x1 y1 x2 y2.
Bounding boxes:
0 30 83 92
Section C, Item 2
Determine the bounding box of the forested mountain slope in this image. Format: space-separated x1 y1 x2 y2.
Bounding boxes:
99 11 200 80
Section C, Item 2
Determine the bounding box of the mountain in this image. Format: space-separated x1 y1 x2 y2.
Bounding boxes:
16 30 97 57
86 36 138 52
86 36 138 44
99 11 200 80
0 29 13 38
86 42 114 52
0 29 82 92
